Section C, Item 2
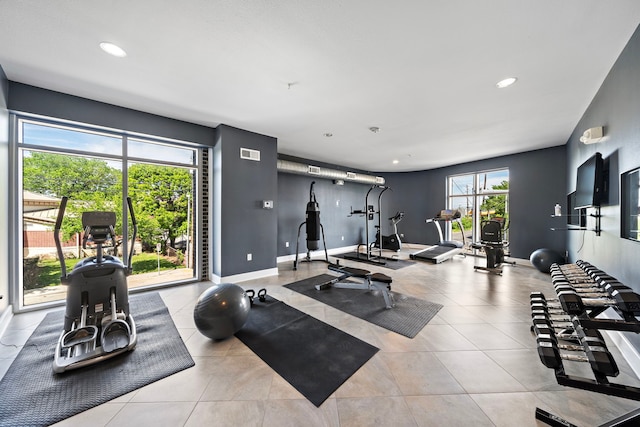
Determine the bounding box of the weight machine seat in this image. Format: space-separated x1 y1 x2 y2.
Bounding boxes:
323 263 394 308
329 265 371 278
328 264 392 283
370 272 392 284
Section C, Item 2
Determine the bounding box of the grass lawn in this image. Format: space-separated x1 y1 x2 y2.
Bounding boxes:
34 252 184 289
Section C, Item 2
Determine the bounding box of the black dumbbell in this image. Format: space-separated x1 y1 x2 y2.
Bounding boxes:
532 315 574 332
531 309 571 322
558 289 640 316
555 281 631 296
531 302 566 315
554 284 605 297
534 324 606 347
536 335 587 352
593 274 618 286
534 325 578 343
531 296 562 307
536 337 619 377
531 294 568 312
532 321 575 337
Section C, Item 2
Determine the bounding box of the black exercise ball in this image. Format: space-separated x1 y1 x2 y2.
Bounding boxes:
193 283 251 340
530 248 564 273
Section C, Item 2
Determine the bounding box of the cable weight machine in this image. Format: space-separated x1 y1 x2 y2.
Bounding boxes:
344 185 400 266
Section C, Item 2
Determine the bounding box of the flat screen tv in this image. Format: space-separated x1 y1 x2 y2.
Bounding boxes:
574 152 604 209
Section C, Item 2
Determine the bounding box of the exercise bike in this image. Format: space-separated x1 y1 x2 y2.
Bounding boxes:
53 196 138 373
372 211 404 252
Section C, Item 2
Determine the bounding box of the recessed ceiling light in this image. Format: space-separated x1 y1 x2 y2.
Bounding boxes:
496 77 517 89
323 133 333 137
392 159 399 164
99 42 127 58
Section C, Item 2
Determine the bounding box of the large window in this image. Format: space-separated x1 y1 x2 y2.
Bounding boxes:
447 169 510 251
14 115 201 308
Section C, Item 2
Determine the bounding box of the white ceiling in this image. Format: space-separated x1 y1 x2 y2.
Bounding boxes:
1 1 640 172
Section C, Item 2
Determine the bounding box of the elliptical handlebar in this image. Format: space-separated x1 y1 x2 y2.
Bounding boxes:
54 196 69 279
126 197 137 273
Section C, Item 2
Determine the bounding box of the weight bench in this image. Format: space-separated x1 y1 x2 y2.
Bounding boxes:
315 263 395 309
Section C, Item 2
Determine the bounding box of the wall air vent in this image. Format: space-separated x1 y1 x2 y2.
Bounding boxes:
240 148 260 161
308 165 321 175
346 172 357 180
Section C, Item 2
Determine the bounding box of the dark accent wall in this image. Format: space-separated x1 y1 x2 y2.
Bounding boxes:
213 125 278 276
277 147 567 261
0 65 9 315
8 83 213 145
277 155 392 257
566 23 640 287
381 146 568 259
277 174 380 256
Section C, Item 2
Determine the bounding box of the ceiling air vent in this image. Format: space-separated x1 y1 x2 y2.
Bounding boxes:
346 172 357 180
308 165 321 175
240 147 260 161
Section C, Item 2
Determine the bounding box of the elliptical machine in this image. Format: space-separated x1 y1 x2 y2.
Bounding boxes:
293 181 329 270
472 218 515 275
53 196 138 373
373 211 404 252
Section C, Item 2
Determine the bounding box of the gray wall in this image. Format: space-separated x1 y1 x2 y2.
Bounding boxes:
277 147 567 261
566 23 640 287
0 66 9 317
382 146 568 259
277 165 387 257
213 125 278 277
8 83 213 145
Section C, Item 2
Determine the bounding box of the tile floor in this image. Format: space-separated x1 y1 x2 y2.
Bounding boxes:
2 246 640 426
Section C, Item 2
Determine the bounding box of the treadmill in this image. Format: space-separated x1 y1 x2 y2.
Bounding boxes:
410 209 466 264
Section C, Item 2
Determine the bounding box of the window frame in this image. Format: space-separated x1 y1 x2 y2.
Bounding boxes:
10 112 204 312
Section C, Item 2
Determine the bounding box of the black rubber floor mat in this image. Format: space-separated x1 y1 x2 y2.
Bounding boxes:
285 274 443 338
235 295 378 407
0 292 194 427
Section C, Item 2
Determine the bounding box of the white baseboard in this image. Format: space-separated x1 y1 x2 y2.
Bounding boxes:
276 245 358 264
208 245 358 285
0 306 13 340
211 267 279 285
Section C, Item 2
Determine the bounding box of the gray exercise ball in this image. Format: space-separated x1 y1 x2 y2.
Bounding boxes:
529 248 564 273
193 283 251 340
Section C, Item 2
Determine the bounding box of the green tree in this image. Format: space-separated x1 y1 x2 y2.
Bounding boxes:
480 180 509 219
23 152 119 198
128 164 192 251
23 152 124 242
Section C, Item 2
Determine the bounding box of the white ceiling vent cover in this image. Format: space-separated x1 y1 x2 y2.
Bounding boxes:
240 147 260 161
308 165 321 175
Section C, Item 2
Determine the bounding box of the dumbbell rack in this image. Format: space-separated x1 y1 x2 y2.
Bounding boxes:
533 260 640 427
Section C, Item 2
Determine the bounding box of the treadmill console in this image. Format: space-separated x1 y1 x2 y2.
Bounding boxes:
436 209 461 220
